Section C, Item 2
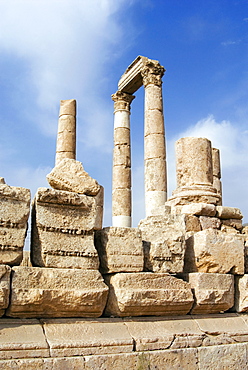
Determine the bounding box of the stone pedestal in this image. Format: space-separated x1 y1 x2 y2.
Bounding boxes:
168 137 220 206
142 60 167 216
0 183 30 266
6 267 109 318
55 99 76 166
31 187 103 269
112 92 134 227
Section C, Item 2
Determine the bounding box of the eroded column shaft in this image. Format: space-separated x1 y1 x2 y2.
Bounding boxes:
212 147 222 205
55 99 76 166
176 137 213 188
142 61 167 216
112 92 135 227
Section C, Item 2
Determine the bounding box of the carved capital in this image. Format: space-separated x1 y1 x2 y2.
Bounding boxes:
112 91 135 112
141 60 165 87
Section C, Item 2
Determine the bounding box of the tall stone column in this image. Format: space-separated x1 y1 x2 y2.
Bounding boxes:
212 147 222 205
112 91 135 227
55 99 76 166
141 60 167 216
168 137 220 205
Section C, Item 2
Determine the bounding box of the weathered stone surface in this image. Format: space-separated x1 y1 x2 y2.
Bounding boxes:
216 206 243 220
138 214 186 273
198 343 248 369
0 318 49 359
47 158 100 196
124 316 203 351
185 215 201 232
20 251 32 267
184 229 244 274
222 218 243 230
43 318 133 357
94 227 143 273
104 273 194 317
0 184 30 266
181 203 216 217
181 273 234 314
0 265 11 316
199 216 221 230
31 187 101 269
234 275 248 312
221 224 239 234
7 267 108 318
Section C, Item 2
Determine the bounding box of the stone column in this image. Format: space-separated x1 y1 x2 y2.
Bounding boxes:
112 91 135 227
168 137 220 205
141 60 167 216
212 147 222 205
55 99 76 166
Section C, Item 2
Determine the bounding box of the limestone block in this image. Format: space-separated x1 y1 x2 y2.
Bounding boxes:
185 215 201 232
221 225 239 234
234 275 248 312
113 145 131 167
95 227 144 273
222 218 243 230
216 206 243 220
112 166 131 189
199 216 221 230
42 318 133 357
0 318 49 359
59 99 76 116
114 127 130 145
124 316 203 351
144 110 165 135
145 158 167 192
145 84 163 111
181 203 216 217
0 184 30 265
144 133 166 160
112 189 131 216
56 127 76 151
47 158 100 196
0 265 11 316
31 188 101 269
181 273 234 314
139 214 186 273
6 267 108 318
104 272 194 317
20 251 32 267
198 343 248 369
184 229 244 274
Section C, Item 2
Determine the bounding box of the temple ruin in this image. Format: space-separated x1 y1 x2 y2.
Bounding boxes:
0 56 247 368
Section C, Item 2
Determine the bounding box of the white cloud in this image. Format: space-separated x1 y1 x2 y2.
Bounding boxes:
167 115 248 222
0 0 137 145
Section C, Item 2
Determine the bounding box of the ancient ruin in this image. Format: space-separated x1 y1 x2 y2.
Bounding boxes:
0 56 247 368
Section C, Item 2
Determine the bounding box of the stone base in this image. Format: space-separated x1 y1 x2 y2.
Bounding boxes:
6 267 109 318
0 314 248 369
94 227 144 273
167 185 221 206
104 272 194 317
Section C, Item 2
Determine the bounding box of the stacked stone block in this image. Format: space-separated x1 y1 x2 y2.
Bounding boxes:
0 179 30 317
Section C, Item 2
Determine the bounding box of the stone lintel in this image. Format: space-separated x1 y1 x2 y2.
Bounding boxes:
118 56 147 94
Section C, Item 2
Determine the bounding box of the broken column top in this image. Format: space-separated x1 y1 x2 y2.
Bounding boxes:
59 99 76 117
118 56 165 94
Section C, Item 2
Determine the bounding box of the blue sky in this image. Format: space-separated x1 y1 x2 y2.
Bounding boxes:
0 0 247 232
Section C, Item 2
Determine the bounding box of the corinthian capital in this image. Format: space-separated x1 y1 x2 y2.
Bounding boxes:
141 59 165 87
111 91 135 112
